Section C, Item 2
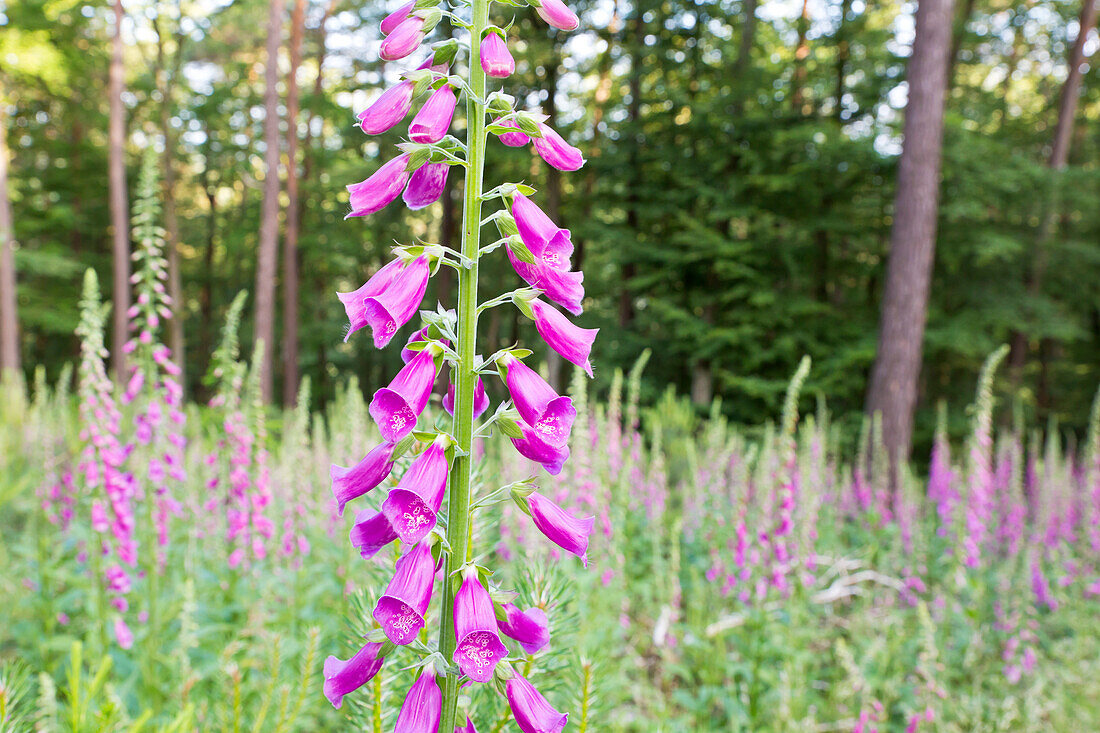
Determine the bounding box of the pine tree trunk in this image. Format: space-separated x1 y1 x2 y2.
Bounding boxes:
0 98 19 376
108 0 131 381
866 0 956 466
282 0 305 406
255 0 286 403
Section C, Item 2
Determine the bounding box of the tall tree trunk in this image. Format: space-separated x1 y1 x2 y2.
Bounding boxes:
282 0 305 406
255 0 286 403
109 0 131 381
791 0 812 114
621 1 646 329
0 97 18 376
866 0 956 466
947 0 977 83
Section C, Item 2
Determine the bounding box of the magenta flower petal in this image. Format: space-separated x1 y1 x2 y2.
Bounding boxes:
512 193 574 269
359 81 415 135
381 1 414 34
381 440 449 543
456 716 479 733
359 255 431 348
528 491 594 566
409 84 458 144
498 604 550 655
336 258 406 340
380 16 425 61
349 509 399 558
530 299 597 376
395 667 443 733
535 0 579 31
505 247 585 315
443 377 490 420
323 641 386 709
347 154 412 218
330 442 396 516
505 674 568 733
533 124 584 171
503 357 575 448
452 572 508 683
480 32 515 78
404 162 450 210
369 347 438 441
493 119 531 148
374 540 435 644
511 420 570 475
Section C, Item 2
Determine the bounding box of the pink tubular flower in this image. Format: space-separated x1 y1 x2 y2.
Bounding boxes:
381 1 414 34
323 641 386 708
493 119 530 147
359 81 415 135
370 347 439 441
452 569 508 682
404 162 450 210
346 154 412 218
505 247 585 315
505 674 568 733
527 491 594 566
510 420 570 475
336 258 402 341
349 509 399 558
530 299 597 376
395 666 443 733
380 16 426 61
533 124 584 171
409 84 458 144
480 32 515 78
382 439 450 544
534 0 579 31
498 603 550 654
338 255 430 347
502 356 576 448
330 441 396 516
443 377 490 420
374 540 436 644
512 193 573 270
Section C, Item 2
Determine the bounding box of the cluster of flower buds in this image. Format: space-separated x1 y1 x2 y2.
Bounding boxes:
324 0 595 729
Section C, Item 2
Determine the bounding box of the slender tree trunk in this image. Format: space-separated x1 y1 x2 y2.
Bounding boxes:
791 0 812 114
109 0 131 380
866 0 956 466
947 0 977 83
621 1 646 329
283 0 305 406
255 0 286 403
0 98 19 376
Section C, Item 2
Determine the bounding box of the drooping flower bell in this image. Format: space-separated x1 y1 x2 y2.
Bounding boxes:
380 15 426 61
452 568 508 683
404 162 450 210
529 299 597 376
394 666 443 733
493 119 530 148
534 0 579 31
369 345 440 441
510 420 570 476
338 255 430 347
349 509 399 559
505 246 585 315
374 540 436 644
480 31 515 78
409 84 458 144
526 491 594 566
346 154 412 218
330 441 396 516
443 376 490 420
359 80 415 135
500 355 576 448
512 193 573 270
382 438 450 544
380 1 414 34
497 603 550 654
505 674 568 733
533 124 585 171
323 641 387 709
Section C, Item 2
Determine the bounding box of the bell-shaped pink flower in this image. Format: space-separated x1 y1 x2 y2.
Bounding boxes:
323 641 386 708
452 569 508 683
349 509 399 558
409 84 458 144
380 16 425 61
330 441 396 516
401 325 452 363
369 347 439 442
339 255 430 348
528 491 594 566
505 674 568 733
346 154 412 218
498 603 550 654
535 0 579 31
443 377 490 420
502 356 576 448
530 299 597 376
512 193 573 270
336 257 404 341
480 32 515 78
374 540 436 644
493 119 530 147
404 162 450 210
533 124 584 171
505 247 584 315
359 81 415 135
381 1 414 34
382 439 450 544
395 666 443 733
510 419 570 476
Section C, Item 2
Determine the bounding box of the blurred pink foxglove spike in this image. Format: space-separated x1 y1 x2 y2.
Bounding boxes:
505 247 584 315
512 193 573 270
502 356 576 448
527 491 594 566
493 119 530 147
409 84 458 144
350 509 399 558
330 441 397 516
374 540 436 644
323 641 386 708
498 603 550 654
380 16 426 61
404 162 450 210
533 124 585 171
452 569 508 682
505 674 568 733
510 420 570 475
530 299 597 376
369 347 439 441
480 32 515 78
395 667 443 733
443 376 489 420
346 154 412 218
359 81 415 135
382 440 450 544
381 1 415 34
354 255 431 348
